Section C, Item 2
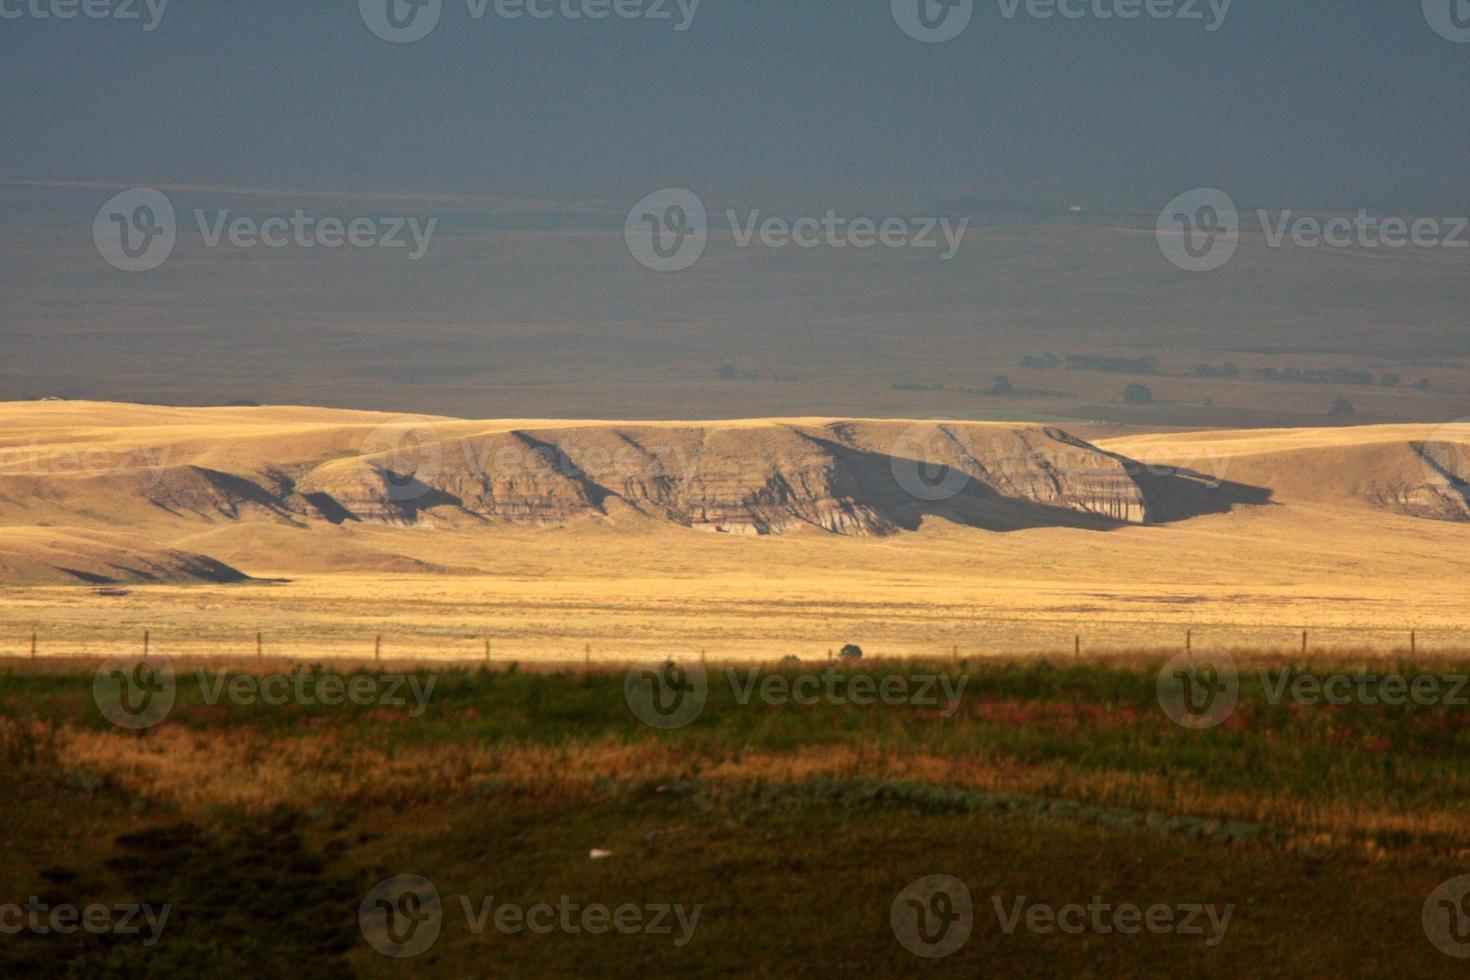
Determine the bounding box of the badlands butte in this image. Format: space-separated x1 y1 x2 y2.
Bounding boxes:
0 401 1467 660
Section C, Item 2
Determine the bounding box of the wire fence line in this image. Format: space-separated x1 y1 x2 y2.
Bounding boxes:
7 621 1470 665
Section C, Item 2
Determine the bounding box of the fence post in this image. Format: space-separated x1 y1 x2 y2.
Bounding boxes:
484 638 491 663
143 629 150 657
374 634 381 662
1411 630 1417 656
1301 630 1308 654
1186 629 1193 652
256 632 263 661
584 642 591 675
1074 634 1080 659
30 631 37 660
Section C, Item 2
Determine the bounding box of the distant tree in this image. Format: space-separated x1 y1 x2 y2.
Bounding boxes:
839 644 864 660
1329 398 1355 417
718 364 738 381
990 374 1015 396
1413 378 1432 390
1123 384 1154 406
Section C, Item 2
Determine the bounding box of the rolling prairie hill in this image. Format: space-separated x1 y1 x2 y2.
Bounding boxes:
0 402 1466 659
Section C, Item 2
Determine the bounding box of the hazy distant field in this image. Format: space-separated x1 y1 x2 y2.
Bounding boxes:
3 184 1467 426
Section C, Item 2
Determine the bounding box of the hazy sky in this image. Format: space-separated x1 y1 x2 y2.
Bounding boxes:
1 0 1466 212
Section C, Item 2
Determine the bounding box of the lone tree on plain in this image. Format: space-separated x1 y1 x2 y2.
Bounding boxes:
1329 398 1355 417
990 375 1015 396
1123 384 1154 406
839 644 864 660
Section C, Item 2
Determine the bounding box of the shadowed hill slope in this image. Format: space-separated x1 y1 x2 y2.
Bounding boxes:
0 526 247 586
1099 424 1470 522
0 404 1261 546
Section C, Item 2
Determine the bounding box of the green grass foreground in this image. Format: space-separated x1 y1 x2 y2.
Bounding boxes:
2 655 1469 976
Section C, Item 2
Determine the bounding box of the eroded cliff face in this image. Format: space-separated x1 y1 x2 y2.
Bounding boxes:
1387 442 1470 522
0 419 1205 536
284 421 1158 535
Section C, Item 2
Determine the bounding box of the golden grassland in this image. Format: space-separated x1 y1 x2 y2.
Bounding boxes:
0 403 1466 660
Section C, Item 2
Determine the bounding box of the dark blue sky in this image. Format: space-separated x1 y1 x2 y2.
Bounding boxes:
1 0 1466 212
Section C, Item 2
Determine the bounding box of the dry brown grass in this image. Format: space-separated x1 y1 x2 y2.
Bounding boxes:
20 716 1468 853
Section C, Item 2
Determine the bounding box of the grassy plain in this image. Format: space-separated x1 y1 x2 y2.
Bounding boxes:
3 656 1469 976
0 406 1466 660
